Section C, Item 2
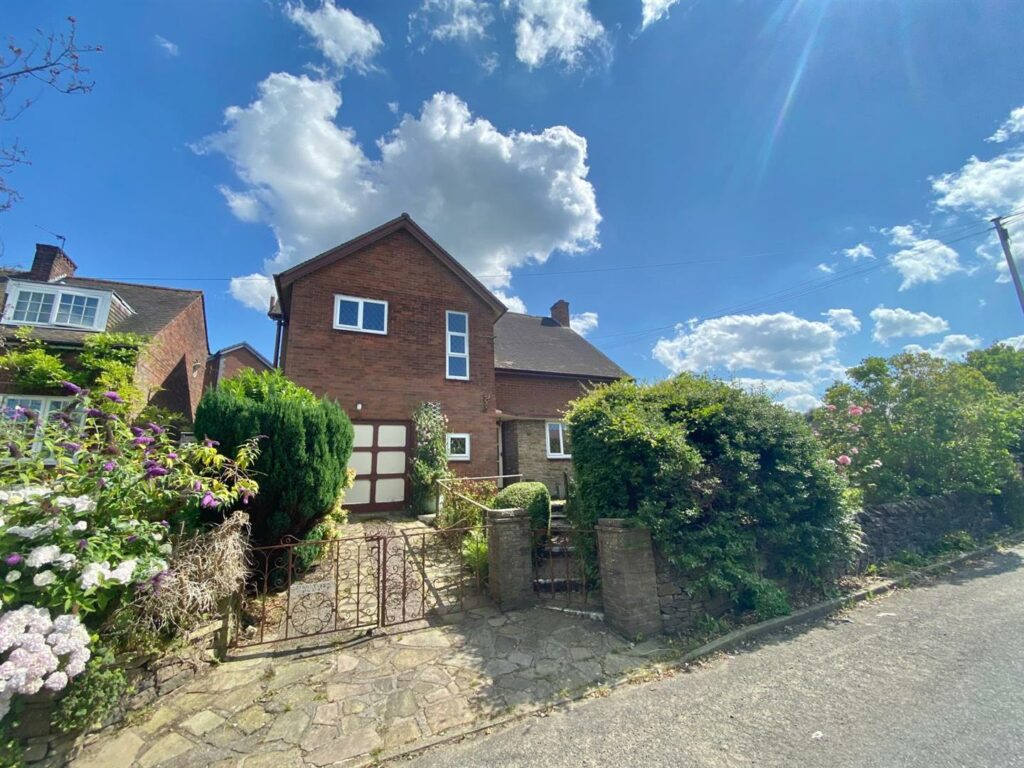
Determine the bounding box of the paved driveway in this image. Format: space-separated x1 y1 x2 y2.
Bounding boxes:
71 605 663 768
405 545 1024 768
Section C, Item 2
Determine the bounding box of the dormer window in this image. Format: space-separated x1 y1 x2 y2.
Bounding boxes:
2 280 111 331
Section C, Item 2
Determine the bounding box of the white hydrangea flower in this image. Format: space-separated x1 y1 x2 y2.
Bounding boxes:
32 570 57 587
69 520 88 532
26 545 61 568
109 560 137 585
5 571 21 584
54 553 78 571
78 562 111 590
54 496 95 515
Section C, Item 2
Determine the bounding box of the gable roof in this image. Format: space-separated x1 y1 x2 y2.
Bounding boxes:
274 214 507 318
494 312 628 379
208 341 273 370
0 274 203 346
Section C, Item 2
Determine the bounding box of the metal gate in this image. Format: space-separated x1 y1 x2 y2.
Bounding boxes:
233 525 489 648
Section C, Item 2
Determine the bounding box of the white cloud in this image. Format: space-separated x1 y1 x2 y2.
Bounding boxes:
1001 334 1024 350
824 308 861 335
387 101 400 114
411 0 494 41
652 311 845 377
230 274 277 312
904 334 982 360
480 52 501 75
816 262 835 274
286 1 383 74
885 224 963 290
154 35 179 56
987 106 1024 144
493 290 527 313
641 0 681 29
869 306 949 344
729 377 821 412
841 243 875 262
197 74 600 311
217 186 262 223
502 0 609 70
570 311 598 336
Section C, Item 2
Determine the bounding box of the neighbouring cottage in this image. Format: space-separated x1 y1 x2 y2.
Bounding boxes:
269 213 627 511
0 243 261 424
205 341 273 389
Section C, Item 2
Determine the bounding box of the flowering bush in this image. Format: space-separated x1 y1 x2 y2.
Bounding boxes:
813 352 1024 503
0 385 259 725
410 402 450 512
0 606 90 721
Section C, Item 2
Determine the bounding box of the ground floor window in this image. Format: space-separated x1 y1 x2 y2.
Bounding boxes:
545 421 571 459
446 432 471 461
1 394 83 451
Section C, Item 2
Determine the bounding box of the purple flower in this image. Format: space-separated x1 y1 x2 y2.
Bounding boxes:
62 442 82 455
133 436 155 447
102 391 124 403
77 539 88 550
131 426 145 437
200 492 219 510
193 481 202 492
5 553 23 567
127 535 138 543
102 461 117 472
147 422 165 435
241 492 253 506
98 478 107 489
61 381 83 395
145 466 169 479
166 452 178 460
86 408 105 419
159 520 170 528
203 438 219 448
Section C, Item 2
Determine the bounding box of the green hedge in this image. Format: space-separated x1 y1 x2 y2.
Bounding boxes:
567 375 859 619
494 481 551 532
194 369 354 545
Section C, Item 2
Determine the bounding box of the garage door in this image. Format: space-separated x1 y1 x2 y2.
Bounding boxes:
344 421 411 512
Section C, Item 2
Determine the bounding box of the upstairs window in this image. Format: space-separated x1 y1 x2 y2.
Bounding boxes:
3 281 109 331
334 294 388 335
446 311 469 380
546 421 571 459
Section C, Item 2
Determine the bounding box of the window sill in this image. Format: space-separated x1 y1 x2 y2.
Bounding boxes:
546 455 572 461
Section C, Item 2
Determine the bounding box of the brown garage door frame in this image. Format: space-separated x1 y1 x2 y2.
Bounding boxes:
349 420 413 513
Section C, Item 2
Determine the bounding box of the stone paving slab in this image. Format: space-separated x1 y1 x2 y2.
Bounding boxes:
70 606 667 768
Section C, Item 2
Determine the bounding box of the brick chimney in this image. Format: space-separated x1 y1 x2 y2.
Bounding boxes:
28 244 77 282
550 299 570 327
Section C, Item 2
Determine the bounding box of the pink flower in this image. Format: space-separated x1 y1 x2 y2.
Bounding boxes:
825 404 837 412
848 405 864 417
836 455 852 466
851 447 859 455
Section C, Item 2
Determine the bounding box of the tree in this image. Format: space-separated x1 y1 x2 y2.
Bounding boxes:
194 370 354 545
965 343 1024 395
1 16 101 212
813 352 1024 503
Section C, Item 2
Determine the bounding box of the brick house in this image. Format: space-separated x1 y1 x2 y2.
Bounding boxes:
269 214 627 512
205 342 273 389
0 244 211 422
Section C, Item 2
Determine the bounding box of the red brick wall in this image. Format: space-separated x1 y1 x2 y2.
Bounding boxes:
495 370 614 418
137 295 208 421
206 347 272 388
281 229 500 478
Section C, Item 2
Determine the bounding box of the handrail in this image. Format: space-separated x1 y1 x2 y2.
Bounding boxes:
436 474 523 515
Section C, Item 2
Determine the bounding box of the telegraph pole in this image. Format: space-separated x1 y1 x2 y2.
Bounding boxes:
993 216 1024 318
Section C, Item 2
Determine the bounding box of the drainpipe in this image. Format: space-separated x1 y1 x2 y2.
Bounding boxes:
272 317 284 369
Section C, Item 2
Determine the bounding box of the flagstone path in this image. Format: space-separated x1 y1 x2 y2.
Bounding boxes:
70 606 667 768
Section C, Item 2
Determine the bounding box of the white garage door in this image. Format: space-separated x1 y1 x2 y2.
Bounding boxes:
345 422 411 512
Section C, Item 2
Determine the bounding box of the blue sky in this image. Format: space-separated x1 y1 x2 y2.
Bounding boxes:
3 0 1024 409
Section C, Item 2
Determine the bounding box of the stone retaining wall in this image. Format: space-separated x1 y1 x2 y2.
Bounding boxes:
14 619 223 765
654 553 732 636
855 491 1007 568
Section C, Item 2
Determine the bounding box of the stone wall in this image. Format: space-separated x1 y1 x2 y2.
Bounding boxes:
855 491 1007 568
14 620 223 765
654 553 732 636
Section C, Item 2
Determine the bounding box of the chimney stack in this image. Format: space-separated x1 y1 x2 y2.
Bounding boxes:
28 244 77 283
550 299 570 327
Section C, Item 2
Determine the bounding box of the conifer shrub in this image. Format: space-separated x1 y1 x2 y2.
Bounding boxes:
194 370 354 545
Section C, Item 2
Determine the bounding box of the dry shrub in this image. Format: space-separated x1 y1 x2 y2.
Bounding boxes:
123 511 250 637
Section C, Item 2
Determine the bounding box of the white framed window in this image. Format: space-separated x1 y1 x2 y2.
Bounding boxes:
446 310 469 380
546 421 571 459
1 395 83 453
446 432 471 462
3 280 111 331
333 294 388 335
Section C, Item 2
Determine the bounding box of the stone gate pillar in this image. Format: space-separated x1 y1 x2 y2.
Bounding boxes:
596 518 662 638
486 507 534 610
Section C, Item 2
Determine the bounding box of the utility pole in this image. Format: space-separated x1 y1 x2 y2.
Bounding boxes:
992 216 1024 318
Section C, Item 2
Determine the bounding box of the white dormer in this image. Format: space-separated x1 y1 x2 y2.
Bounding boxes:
2 279 116 332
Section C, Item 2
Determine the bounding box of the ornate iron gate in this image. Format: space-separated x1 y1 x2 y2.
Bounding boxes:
233 525 489 648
